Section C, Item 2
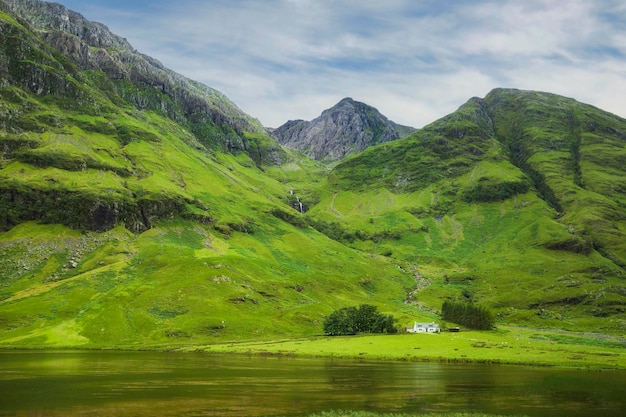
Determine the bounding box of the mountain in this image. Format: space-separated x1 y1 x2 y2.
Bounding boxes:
0 0 625 349
313 88 626 325
0 0 290 232
270 97 415 161
1 0 284 165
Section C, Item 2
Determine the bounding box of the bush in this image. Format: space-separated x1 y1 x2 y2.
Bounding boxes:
323 304 397 336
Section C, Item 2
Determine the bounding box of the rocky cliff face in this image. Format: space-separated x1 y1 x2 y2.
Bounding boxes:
1 0 285 165
270 98 414 161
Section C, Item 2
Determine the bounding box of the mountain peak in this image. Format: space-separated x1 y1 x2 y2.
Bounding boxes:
337 97 356 104
271 98 415 161
3 0 133 50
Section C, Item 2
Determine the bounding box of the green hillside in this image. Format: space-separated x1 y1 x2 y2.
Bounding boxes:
309 89 626 331
0 0 624 350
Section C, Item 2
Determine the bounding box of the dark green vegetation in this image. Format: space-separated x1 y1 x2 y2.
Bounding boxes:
0 0 625 350
323 304 397 335
441 301 494 330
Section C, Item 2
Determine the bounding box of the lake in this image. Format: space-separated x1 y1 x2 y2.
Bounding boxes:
0 351 624 416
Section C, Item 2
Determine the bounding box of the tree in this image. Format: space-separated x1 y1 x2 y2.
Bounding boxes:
323 307 356 335
441 300 495 330
323 304 397 336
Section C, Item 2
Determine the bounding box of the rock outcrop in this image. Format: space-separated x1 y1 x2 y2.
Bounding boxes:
270 97 414 161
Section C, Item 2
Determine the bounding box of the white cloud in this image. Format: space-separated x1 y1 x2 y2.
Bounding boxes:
56 0 626 127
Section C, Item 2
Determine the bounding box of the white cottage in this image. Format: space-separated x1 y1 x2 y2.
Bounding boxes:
407 322 440 333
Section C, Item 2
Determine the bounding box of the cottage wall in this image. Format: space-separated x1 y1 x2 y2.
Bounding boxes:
407 322 440 333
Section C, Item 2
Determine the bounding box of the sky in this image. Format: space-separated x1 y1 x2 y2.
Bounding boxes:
51 0 626 128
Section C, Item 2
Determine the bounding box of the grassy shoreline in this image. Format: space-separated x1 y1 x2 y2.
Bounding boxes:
1 326 624 370
188 326 626 370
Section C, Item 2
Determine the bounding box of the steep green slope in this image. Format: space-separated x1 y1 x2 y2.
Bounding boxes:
0 2 284 232
0 3 418 348
484 89 626 267
0 0 283 164
308 89 626 331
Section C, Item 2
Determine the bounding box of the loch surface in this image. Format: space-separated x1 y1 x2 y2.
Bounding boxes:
0 351 624 416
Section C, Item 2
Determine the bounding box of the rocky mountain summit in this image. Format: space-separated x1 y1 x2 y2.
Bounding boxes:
270 97 414 161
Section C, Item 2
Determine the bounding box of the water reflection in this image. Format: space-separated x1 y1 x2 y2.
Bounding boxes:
0 351 624 416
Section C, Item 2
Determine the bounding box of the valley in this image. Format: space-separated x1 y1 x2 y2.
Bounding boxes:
0 0 624 357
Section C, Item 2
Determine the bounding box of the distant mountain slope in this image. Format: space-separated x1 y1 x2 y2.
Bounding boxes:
306 88 625 326
330 88 626 267
1 0 284 165
270 97 414 161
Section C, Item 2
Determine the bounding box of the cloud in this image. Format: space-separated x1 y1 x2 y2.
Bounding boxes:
55 0 626 127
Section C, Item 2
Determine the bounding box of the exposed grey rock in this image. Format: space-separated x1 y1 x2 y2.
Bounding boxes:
4 0 133 49
4 0 261 130
271 97 415 161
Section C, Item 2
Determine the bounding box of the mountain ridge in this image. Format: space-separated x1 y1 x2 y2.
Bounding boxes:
316 87 625 323
1 0 285 165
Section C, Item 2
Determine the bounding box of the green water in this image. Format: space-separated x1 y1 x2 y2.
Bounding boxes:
0 351 624 416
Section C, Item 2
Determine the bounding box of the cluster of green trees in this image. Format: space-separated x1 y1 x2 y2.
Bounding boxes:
462 179 530 203
441 300 495 330
308 218 403 244
323 304 397 336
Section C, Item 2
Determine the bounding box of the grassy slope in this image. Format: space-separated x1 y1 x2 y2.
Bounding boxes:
0 218 416 348
0 88 419 347
0 118 418 348
485 89 626 264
